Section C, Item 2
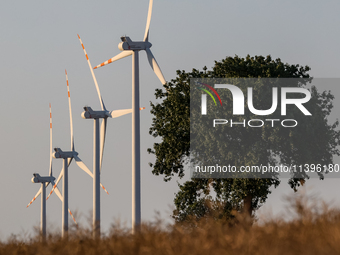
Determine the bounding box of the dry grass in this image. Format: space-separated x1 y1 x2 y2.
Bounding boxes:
2 193 340 255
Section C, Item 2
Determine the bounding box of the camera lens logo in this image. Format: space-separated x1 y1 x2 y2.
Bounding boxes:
197 82 222 115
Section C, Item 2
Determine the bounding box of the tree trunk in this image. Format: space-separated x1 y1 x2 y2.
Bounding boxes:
243 194 253 218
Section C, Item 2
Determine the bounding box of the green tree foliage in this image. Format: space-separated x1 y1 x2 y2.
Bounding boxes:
148 55 340 223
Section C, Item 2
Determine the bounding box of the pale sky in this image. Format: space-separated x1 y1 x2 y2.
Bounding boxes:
0 0 340 240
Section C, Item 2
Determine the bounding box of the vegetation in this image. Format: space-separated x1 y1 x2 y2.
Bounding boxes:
148 55 340 222
2 194 340 254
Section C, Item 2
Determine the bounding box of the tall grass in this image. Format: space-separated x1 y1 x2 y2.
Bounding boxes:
2 193 340 255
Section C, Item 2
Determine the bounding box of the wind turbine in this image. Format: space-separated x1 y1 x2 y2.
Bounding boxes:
31 173 55 242
48 70 109 238
77 35 144 238
27 103 77 241
93 0 166 233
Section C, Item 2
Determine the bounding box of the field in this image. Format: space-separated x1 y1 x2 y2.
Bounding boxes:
2 193 340 255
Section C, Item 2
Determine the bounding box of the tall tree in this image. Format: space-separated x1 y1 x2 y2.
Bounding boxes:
148 55 340 222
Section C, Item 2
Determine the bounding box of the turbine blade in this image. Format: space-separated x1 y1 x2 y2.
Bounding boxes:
110 109 132 118
67 157 73 166
49 103 53 177
93 51 133 69
110 107 145 118
74 155 93 177
74 156 109 194
144 0 153 42
47 166 64 200
100 183 109 195
77 34 106 111
65 70 75 155
145 48 166 84
27 181 52 207
68 209 78 226
49 179 63 202
50 180 78 226
100 118 107 172
27 186 42 207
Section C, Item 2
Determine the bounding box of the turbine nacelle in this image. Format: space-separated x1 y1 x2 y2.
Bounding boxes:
118 36 152 51
53 148 77 159
31 173 55 183
81 106 109 119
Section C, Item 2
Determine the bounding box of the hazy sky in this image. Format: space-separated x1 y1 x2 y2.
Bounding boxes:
0 0 340 240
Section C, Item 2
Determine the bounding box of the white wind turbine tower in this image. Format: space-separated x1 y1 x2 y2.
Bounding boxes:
48 70 109 238
27 103 77 241
78 35 144 238
93 0 166 233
